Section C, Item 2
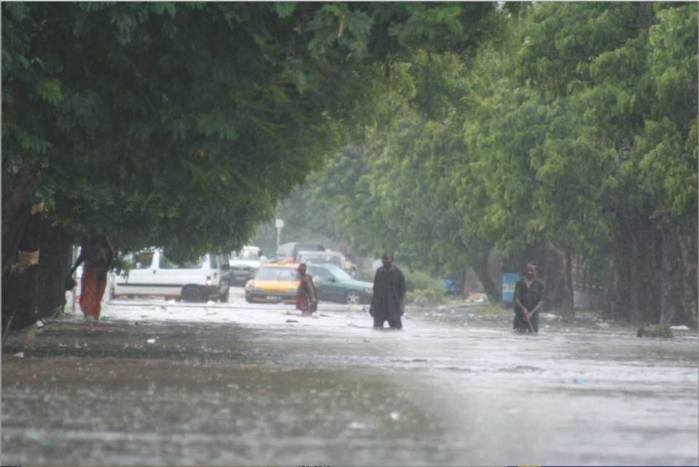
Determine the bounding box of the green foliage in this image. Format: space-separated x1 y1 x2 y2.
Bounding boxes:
4 1 695 313
0 4 406 259
404 269 447 306
464 1 697 266
271 1 697 307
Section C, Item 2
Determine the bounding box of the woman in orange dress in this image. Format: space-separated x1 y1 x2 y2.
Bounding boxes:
71 235 113 321
295 263 318 316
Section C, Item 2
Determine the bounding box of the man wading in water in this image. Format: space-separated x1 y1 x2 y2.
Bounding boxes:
513 262 544 333
369 253 406 329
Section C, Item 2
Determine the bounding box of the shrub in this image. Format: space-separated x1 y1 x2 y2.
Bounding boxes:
404 270 447 306
636 325 674 338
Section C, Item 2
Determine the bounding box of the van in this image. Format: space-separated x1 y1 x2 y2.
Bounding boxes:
276 242 325 262
111 249 230 302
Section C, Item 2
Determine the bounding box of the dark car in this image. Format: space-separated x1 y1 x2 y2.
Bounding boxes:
307 263 373 304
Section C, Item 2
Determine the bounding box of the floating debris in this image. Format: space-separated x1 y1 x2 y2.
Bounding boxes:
540 313 560 321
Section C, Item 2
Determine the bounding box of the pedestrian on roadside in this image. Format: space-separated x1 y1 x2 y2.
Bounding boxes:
69 235 113 322
369 253 406 329
296 263 318 316
513 262 545 333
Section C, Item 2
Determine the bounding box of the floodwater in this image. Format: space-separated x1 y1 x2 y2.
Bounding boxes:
2 290 698 466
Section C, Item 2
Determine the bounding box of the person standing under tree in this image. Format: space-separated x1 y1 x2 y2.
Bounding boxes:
513 262 545 333
70 235 113 322
370 253 406 329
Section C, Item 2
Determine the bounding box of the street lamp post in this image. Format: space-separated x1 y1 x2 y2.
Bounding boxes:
275 218 284 251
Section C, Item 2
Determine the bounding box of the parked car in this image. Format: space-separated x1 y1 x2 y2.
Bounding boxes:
297 249 357 276
226 245 266 285
276 241 325 262
307 263 373 304
297 250 343 267
244 263 300 304
111 249 230 302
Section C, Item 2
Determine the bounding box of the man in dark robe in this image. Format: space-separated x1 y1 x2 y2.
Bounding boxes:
513 262 545 333
370 253 406 329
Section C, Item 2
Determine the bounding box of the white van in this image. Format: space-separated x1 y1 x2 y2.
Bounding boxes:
111 249 230 302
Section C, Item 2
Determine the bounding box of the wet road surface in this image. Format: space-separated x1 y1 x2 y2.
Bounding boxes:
3 290 698 466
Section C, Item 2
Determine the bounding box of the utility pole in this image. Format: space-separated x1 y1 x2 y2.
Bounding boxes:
275 218 284 251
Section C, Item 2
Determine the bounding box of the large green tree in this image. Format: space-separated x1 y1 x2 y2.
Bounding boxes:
2 2 498 329
273 2 697 326
2 3 349 328
510 2 697 325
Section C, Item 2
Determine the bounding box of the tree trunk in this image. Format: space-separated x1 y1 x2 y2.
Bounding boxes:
607 228 632 321
676 224 698 329
36 221 75 317
2 165 39 270
2 219 76 333
657 213 698 328
562 248 575 318
2 219 41 333
540 244 574 319
2 265 41 333
475 252 500 302
633 214 661 323
608 210 662 325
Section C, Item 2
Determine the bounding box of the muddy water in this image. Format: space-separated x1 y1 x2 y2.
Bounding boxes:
2 300 697 466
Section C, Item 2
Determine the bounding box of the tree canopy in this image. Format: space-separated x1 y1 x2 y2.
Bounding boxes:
264 2 697 325
2 2 495 261
3 2 697 326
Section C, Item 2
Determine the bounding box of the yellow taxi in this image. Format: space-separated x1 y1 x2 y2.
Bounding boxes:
244 262 300 304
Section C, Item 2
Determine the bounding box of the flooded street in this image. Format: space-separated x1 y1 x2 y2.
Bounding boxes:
3 289 698 466
4 4 697 466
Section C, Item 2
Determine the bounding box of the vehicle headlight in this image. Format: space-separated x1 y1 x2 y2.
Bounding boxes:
245 280 253 290
366 287 373 294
